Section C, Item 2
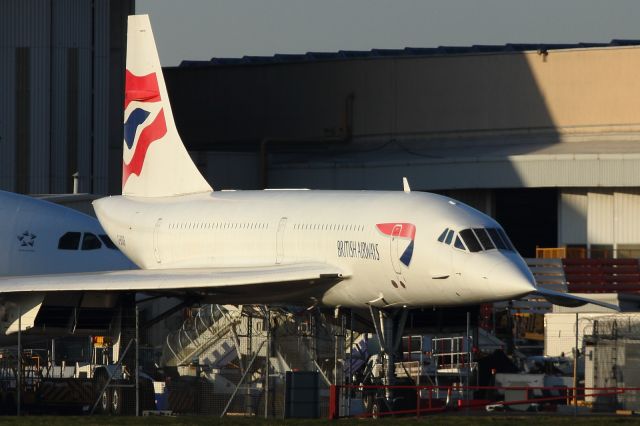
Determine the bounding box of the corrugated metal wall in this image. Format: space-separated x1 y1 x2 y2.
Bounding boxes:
614 189 640 244
587 191 613 245
93 0 111 194
559 188 640 249
558 189 587 245
0 0 131 195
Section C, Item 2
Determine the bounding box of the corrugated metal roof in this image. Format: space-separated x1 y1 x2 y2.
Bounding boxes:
179 40 640 68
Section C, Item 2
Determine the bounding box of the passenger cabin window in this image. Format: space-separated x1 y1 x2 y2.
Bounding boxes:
58 232 81 250
99 234 117 250
473 228 495 250
454 236 466 251
460 229 482 252
437 229 448 242
81 233 102 250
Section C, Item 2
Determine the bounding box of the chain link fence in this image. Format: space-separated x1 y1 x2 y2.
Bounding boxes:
3 298 640 418
0 302 354 418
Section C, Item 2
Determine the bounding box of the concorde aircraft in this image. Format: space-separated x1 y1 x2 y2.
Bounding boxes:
0 190 136 337
0 190 135 277
0 16 613 379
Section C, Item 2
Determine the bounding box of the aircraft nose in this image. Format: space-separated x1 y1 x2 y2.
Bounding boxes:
489 260 537 299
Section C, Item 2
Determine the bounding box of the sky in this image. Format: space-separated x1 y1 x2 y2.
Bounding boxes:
136 0 640 66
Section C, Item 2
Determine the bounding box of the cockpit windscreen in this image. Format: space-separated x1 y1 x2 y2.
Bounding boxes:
437 226 516 253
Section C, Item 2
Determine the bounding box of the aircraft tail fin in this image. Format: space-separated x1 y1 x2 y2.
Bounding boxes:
122 14 212 197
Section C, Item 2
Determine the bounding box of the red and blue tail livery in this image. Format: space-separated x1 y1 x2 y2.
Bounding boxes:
376 223 416 266
122 71 167 187
121 15 211 197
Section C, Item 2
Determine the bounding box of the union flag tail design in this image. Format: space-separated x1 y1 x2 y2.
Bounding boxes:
123 15 212 197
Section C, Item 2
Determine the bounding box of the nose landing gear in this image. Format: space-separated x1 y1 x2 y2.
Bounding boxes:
368 306 408 413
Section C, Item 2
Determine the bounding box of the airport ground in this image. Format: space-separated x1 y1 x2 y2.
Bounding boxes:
0 415 639 425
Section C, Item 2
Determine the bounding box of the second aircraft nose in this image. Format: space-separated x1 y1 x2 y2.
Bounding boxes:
489 259 537 300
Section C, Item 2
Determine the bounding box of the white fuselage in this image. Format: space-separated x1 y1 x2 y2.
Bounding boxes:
0 191 135 277
94 190 536 308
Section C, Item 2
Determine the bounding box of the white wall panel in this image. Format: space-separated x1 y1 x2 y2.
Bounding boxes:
544 313 611 358
614 189 640 244
587 190 613 244
559 189 587 245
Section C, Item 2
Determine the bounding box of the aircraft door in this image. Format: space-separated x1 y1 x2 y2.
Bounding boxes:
390 224 403 275
434 230 453 279
276 217 287 264
389 224 410 288
153 217 162 264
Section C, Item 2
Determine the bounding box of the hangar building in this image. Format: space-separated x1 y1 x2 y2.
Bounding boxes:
0 0 132 195
164 42 640 257
4 2 640 258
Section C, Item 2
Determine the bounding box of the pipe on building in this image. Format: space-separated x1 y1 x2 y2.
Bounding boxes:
260 93 355 189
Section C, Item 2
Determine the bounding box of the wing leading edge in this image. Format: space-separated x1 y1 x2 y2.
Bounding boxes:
533 287 620 311
0 263 346 305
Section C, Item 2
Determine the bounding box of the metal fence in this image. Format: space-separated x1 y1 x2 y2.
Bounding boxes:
3 301 640 419
584 316 640 411
0 304 349 418
328 384 640 418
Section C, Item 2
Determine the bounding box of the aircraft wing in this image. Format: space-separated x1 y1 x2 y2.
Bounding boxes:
0 263 347 304
532 288 621 311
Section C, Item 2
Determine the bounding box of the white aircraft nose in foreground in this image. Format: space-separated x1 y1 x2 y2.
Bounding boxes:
0 15 614 324
0 190 135 277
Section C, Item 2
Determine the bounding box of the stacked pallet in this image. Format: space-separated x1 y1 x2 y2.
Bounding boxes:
563 259 640 293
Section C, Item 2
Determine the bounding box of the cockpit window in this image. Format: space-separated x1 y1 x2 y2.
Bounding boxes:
445 229 454 245
473 228 495 250
453 235 467 251
81 233 102 250
459 229 482 252
487 228 508 250
498 228 516 251
99 234 117 250
58 232 81 250
437 228 448 242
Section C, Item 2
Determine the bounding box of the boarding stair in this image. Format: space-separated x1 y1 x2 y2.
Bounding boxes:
343 333 369 379
161 304 243 367
271 309 317 372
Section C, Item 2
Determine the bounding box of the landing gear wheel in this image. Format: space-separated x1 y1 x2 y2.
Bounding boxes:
363 393 374 413
94 370 110 415
111 387 122 415
99 388 111 414
371 400 382 419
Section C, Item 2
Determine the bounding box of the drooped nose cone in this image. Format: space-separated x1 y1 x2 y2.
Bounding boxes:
489 259 537 300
